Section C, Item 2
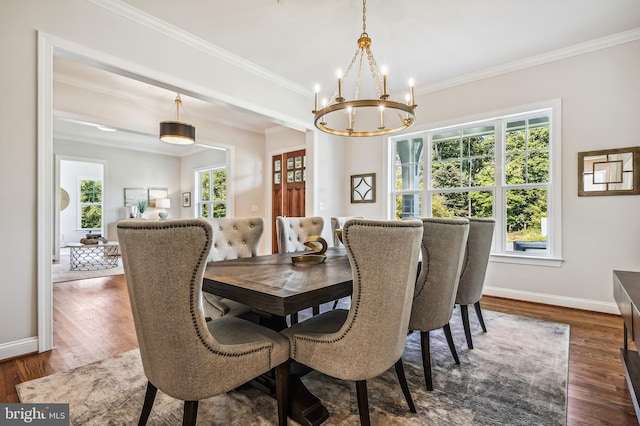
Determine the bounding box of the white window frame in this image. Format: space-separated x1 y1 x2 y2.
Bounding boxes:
389 100 562 267
77 175 103 231
195 165 228 219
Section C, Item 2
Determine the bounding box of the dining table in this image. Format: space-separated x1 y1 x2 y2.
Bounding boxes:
202 246 353 426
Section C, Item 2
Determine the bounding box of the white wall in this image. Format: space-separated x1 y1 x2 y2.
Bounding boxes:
342 40 640 313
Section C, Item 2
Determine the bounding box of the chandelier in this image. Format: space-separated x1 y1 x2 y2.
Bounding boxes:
312 0 417 137
159 94 195 145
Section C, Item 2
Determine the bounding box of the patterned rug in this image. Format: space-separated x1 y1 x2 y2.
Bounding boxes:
17 310 568 425
52 253 124 283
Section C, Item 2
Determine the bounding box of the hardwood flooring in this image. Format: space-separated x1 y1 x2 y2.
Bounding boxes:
0 275 637 425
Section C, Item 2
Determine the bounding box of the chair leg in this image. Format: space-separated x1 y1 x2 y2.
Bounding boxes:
332 299 339 309
474 301 487 332
138 381 158 426
290 312 299 325
460 304 474 349
420 331 433 391
355 380 371 426
394 359 416 413
182 400 198 426
312 305 320 316
443 323 460 365
275 360 290 426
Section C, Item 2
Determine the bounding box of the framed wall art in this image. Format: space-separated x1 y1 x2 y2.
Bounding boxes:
124 187 147 207
147 187 169 207
182 192 191 207
351 173 376 203
578 147 640 196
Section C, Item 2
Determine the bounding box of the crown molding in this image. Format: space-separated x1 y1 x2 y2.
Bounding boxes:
88 0 311 98
419 28 640 95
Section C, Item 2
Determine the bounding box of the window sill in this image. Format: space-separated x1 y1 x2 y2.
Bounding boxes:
489 253 564 268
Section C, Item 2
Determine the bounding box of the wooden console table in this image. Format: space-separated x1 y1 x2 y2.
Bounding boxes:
613 270 640 421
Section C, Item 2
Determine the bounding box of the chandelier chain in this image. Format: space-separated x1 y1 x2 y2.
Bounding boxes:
362 0 367 34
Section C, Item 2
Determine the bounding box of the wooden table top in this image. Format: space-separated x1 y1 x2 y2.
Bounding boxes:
202 247 353 316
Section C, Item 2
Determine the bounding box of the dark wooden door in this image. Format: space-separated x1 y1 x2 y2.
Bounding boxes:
271 149 306 253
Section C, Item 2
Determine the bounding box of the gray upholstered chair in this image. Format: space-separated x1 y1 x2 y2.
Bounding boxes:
282 218 423 425
201 217 263 321
455 217 496 349
408 217 469 391
330 216 362 309
330 216 362 247
117 218 290 426
276 216 324 320
275 216 324 253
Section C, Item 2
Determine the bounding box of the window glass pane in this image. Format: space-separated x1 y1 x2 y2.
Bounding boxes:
528 117 549 150
81 205 102 228
506 120 526 152
213 169 226 201
505 153 526 185
200 172 210 201
432 160 461 189
200 203 210 218
395 193 421 219
395 138 423 192
213 203 226 218
470 157 496 186
528 151 549 183
506 188 548 252
431 191 493 218
80 180 102 203
433 138 461 160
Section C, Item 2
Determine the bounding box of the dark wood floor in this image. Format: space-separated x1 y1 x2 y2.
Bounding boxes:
0 274 637 425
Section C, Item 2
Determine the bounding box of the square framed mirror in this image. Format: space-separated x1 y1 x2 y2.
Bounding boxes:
578 147 640 196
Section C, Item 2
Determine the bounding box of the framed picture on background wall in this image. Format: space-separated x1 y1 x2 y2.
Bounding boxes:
351 173 376 203
147 187 168 207
182 192 191 207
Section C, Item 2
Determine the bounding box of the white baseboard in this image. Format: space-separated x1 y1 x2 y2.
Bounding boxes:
0 337 39 361
483 286 620 315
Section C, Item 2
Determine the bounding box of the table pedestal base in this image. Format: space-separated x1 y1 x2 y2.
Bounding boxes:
289 373 330 426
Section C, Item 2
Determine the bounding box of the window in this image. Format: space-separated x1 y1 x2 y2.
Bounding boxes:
78 178 102 230
197 167 227 218
390 102 561 261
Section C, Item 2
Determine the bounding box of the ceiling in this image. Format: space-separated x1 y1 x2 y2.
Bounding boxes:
53 0 640 156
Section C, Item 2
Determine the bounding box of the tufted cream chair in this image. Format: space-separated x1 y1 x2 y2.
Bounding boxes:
275 216 324 254
117 218 290 426
202 217 264 320
408 218 469 391
330 216 363 247
455 217 496 349
282 218 423 424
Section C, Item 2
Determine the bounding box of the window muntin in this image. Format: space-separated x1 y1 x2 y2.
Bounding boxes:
390 107 556 258
78 178 102 230
197 167 227 218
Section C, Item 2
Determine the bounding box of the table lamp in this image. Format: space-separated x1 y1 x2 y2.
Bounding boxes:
156 198 170 219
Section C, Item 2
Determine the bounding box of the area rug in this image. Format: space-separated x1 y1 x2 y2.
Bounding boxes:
52 253 124 283
16 310 568 425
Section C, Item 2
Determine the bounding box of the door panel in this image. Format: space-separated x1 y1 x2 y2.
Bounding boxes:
272 149 306 253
